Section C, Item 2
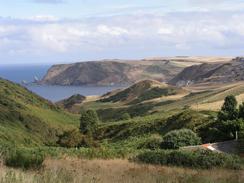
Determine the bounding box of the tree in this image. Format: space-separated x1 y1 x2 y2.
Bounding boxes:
217 95 238 121
161 129 201 149
218 119 244 139
80 109 99 134
239 102 244 119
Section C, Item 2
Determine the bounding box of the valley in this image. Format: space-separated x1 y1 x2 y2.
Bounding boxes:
1 57 244 183
1 0 244 182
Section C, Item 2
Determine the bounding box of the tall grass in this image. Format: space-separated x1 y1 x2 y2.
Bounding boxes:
0 158 243 183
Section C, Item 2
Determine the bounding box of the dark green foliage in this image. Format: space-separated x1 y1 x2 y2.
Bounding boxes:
198 121 228 143
80 110 99 134
161 129 201 149
203 95 244 141
5 148 45 170
198 119 244 143
138 135 162 150
61 94 85 108
239 102 244 119
218 95 238 121
135 149 242 169
219 119 244 139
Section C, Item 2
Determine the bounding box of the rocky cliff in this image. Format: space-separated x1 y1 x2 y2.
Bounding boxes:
170 57 244 86
40 58 203 86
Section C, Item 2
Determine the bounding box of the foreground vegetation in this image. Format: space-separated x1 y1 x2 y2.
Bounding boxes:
1 158 244 183
1 78 244 182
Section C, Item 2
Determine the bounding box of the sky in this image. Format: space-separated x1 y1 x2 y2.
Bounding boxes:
0 0 244 65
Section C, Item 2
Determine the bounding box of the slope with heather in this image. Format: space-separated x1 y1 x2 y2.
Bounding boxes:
0 78 79 146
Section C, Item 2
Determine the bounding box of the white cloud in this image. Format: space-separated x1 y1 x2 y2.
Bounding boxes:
0 11 244 60
97 25 129 36
28 15 60 22
158 27 173 35
33 0 65 4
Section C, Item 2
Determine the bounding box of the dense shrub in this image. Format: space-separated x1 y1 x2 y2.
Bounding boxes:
80 110 99 134
135 149 242 169
161 129 201 149
5 148 45 169
138 135 162 150
57 130 99 148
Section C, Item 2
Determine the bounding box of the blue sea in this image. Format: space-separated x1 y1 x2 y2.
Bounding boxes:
0 65 125 102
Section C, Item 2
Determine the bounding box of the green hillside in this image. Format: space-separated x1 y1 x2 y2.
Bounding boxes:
100 80 186 104
0 78 79 146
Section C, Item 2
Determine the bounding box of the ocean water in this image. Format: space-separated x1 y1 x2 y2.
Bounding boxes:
0 65 125 102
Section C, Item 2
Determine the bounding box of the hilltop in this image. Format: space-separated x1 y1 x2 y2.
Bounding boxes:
40 57 233 86
170 57 244 86
100 80 186 104
56 94 86 113
0 78 79 146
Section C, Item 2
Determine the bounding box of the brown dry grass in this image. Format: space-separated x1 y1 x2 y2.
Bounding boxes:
191 93 244 111
1 158 243 183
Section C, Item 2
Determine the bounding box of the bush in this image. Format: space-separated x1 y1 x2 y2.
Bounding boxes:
161 129 201 149
80 110 99 134
135 149 242 169
57 130 99 148
5 148 45 169
138 135 162 150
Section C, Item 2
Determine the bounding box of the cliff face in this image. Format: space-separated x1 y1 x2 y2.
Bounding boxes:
40 59 185 86
170 57 244 86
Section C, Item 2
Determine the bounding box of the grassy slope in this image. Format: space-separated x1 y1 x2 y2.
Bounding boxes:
100 80 186 104
0 78 79 146
81 82 244 122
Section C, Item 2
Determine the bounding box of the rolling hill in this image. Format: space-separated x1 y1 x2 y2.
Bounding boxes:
100 80 186 104
0 78 79 146
40 57 233 86
76 80 244 122
56 94 86 113
170 57 244 86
